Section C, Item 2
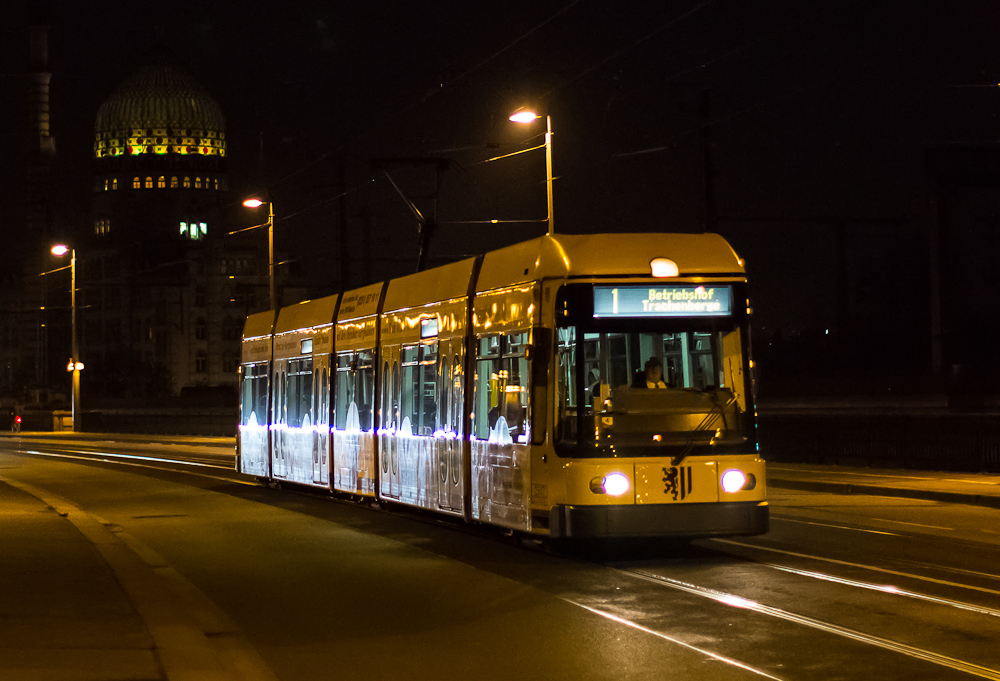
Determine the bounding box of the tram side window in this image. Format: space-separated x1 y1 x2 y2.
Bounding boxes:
285 358 314 428
401 342 438 436
335 350 375 431
437 349 464 438
556 328 578 442
380 360 391 430
380 360 400 432
472 333 529 443
272 366 285 426
240 363 269 427
356 351 375 430
314 363 329 428
439 356 451 435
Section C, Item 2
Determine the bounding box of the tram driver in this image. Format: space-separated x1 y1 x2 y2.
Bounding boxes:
633 356 669 389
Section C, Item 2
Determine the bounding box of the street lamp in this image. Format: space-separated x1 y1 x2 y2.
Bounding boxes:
242 198 275 310
509 110 554 236
51 244 83 432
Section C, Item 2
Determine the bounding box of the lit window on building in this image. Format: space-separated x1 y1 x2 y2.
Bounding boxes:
104 179 109 191
145 176 153 189
112 178 118 190
183 176 191 188
171 176 178 188
213 178 219 190
158 176 166 189
195 176 202 189
133 176 141 189
179 221 208 240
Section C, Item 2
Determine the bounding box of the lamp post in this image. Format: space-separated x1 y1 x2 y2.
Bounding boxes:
51 244 82 432
242 198 275 309
509 111 554 236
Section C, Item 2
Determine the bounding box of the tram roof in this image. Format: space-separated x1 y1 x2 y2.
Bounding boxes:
242 309 277 340
476 232 744 293
337 282 385 321
382 257 478 312
274 294 339 334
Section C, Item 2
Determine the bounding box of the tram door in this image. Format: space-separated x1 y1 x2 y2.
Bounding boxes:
379 347 401 499
437 340 465 513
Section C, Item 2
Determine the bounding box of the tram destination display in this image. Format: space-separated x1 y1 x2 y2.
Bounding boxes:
593 285 732 318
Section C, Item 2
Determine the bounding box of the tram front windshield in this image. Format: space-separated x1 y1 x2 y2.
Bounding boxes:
555 320 752 458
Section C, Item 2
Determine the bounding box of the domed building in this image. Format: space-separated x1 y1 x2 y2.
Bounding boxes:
80 46 267 404
92 45 227 247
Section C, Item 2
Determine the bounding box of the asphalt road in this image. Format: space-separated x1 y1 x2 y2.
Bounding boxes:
2 434 999 680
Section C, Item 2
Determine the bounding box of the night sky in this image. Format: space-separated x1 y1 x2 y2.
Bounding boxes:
2 1 998 389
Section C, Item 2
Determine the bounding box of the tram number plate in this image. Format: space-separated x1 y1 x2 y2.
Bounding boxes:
662 466 693 501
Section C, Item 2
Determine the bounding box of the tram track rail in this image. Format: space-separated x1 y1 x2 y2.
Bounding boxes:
557 508 1000 679
604 565 1000 681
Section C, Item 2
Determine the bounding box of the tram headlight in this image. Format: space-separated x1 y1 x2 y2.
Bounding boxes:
601 472 631 496
721 469 756 493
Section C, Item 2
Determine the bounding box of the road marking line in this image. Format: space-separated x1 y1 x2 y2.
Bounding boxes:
771 514 902 536
775 511 952 532
869 517 953 530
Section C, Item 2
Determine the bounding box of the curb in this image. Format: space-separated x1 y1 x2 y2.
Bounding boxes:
768 477 1000 511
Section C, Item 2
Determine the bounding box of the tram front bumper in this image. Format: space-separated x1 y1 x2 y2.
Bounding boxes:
549 500 769 539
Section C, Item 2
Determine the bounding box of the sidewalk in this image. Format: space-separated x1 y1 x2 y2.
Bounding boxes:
0 477 162 681
767 463 1000 510
0 466 276 681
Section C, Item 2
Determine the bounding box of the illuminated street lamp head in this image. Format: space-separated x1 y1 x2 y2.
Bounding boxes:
243 198 265 208
51 244 70 257
509 111 540 124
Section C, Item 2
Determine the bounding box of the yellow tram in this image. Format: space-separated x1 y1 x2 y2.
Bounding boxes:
237 233 768 539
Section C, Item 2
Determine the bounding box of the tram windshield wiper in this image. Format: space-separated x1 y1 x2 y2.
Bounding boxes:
671 390 738 466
